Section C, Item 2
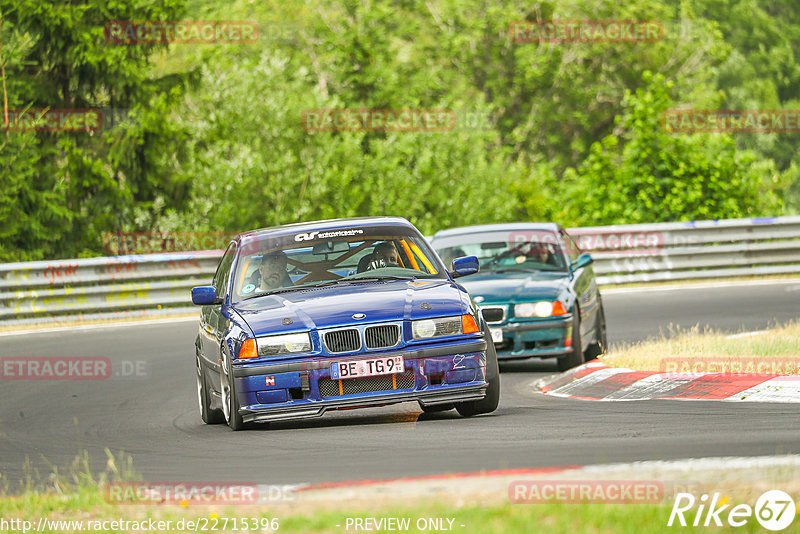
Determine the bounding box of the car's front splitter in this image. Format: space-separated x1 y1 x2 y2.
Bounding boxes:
240 383 487 423
489 315 573 360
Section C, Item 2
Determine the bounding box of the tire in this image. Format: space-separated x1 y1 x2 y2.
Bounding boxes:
420 403 454 413
584 303 607 361
196 356 224 425
220 349 246 431
456 325 500 417
557 309 584 372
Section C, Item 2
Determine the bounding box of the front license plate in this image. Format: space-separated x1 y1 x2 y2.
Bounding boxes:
331 356 404 379
490 328 504 343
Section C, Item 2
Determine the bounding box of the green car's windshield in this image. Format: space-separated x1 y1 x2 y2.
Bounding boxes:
434 230 568 274
232 227 444 303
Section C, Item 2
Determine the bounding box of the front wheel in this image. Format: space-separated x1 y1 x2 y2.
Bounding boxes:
196 356 224 425
584 304 607 361
456 325 500 417
557 310 584 372
220 350 246 431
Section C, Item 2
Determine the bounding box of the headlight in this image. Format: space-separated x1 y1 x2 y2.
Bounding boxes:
412 316 466 339
255 332 312 357
514 301 567 318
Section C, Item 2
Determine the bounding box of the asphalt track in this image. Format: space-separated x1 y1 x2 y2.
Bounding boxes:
1 280 799 487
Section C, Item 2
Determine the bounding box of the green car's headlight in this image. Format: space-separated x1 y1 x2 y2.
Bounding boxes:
514 301 568 318
256 332 312 357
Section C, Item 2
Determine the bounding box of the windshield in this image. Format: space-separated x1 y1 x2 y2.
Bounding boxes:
232 226 444 302
433 229 568 274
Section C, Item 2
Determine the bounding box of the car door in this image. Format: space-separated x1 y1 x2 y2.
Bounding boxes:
200 242 236 381
559 229 599 340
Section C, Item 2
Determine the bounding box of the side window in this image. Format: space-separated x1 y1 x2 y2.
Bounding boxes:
213 243 237 297
560 231 581 262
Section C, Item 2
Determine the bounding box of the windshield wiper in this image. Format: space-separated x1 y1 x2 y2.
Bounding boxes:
345 275 417 283
238 286 306 301
305 278 355 288
484 268 544 274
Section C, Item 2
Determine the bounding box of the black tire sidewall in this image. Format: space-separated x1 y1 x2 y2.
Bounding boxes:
557 308 584 372
197 357 224 425
455 324 501 417
222 350 245 430
584 303 607 361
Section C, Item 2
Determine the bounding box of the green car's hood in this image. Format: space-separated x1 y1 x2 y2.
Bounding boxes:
458 270 569 303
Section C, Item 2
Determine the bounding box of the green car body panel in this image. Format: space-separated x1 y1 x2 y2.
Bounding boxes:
430 223 606 368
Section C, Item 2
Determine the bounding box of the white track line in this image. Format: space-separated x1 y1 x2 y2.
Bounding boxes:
578 454 800 474
0 315 198 337
602 278 800 294
725 330 769 339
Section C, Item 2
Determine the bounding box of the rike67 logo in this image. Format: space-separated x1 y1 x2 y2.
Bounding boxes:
669 490 796 531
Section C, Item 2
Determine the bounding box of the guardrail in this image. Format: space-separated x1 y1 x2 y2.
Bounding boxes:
2 216 799 325
571 216 800 284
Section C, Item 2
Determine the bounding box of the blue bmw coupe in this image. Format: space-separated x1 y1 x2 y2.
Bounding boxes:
191 217 499 430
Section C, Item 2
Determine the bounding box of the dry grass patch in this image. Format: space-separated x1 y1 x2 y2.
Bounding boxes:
602 321 800 375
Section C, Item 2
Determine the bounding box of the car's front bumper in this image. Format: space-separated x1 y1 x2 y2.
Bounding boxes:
241 383 487 423
230 339 488 423
488 315 573 360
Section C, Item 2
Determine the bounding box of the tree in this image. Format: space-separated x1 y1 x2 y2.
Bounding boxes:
0 0 190 260
561 72 781 225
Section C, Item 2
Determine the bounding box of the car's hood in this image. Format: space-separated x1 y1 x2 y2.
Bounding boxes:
458 270 569 303
233 279 466 336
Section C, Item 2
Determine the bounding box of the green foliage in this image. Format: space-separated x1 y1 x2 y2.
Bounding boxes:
167 52 524 236
0 0 190 260
562 72 780 225
2 0 799 261
0 131 71 261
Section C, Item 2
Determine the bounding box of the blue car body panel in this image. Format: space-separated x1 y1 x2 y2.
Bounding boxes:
193 217 491 424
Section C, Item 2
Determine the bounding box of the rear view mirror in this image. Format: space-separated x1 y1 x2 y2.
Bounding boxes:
570 252 593 271
312 240 350 255
451 255 479 277
192 286 219 305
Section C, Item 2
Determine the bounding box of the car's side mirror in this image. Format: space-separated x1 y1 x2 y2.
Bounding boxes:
192 286 219 305
451 255 479 278
570 252 594 272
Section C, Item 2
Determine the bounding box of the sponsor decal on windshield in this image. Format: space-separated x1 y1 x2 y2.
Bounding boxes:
294 229 365 242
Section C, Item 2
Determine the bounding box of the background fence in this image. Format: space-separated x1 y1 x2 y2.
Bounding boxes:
2 216 799 325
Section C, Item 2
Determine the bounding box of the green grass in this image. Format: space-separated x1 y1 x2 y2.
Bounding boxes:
1 452 789 533
0 490 779 533
603 320 800 375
